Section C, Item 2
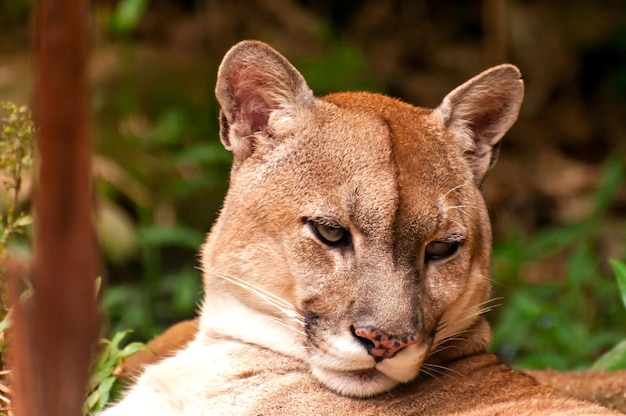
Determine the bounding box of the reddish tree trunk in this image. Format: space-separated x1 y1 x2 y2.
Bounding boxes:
11 0 99 415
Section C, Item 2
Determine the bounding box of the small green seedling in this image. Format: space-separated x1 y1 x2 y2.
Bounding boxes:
591 259 626 371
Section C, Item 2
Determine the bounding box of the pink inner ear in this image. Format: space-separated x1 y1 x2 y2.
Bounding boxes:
472 95 517 145
237 87 271 135
229 68 274 136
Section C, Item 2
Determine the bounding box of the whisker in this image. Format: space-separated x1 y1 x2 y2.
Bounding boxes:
448 219 467 232
422 363 464 379
207 269 294 309
436 298 501 333
432 328 475 349
433 297 503 352
207 271 293 314
430 330 477 355
263 315 306 336
418 367 440 381
418 366 449 387
203 269 303 322
428 343 457 356
442 183 471 199
443 205 473 213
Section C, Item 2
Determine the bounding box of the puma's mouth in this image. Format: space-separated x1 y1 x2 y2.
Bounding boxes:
374 343 429 383
309 343 430 398
335 368 379 380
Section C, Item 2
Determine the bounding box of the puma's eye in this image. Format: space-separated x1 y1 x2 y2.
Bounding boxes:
310 221 349 246
425 241 459 261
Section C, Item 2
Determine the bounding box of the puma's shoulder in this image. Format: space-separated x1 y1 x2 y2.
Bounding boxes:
107 342 616 415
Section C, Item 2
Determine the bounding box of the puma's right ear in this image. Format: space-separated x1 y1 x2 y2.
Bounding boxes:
436 65 524 184
215 40 315 164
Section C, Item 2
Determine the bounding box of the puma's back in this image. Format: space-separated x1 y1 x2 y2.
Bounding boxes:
102 41 620 415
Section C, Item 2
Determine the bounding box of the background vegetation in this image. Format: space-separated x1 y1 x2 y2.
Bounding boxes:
0 0 624 383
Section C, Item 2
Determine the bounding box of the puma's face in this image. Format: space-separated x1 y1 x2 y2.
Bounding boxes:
201 41 523 397
280 96 494 397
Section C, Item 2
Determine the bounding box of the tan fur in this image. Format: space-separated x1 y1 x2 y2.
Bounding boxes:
102 41 619 415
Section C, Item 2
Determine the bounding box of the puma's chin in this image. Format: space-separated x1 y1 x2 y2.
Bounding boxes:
310 344 427 398
311 365 399 398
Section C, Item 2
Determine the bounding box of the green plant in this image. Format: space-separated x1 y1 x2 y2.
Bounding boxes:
85 330 145 415
0 102 34 262
0 100 34 318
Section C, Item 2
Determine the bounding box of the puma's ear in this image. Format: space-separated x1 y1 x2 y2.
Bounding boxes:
215 40 315 164
436 64 524 184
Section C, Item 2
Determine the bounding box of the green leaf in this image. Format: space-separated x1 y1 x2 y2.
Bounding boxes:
12 214 32 227
591 340 626 371
95 376 118 412
109 0 149 36
609 259 626 310
96 330 132 376
108 330 131 355
85 388 101 411
119 341 146 358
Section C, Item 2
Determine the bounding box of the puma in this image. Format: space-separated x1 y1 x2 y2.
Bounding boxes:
102 41 619 415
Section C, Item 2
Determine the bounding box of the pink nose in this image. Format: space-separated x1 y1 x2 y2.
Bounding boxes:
352 326 420 359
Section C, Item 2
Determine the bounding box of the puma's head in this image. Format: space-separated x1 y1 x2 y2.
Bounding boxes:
199 40 523 397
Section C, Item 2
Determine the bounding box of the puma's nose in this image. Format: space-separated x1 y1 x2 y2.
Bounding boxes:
352 326 420 359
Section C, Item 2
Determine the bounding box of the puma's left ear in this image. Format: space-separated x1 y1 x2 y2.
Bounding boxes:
436 64 524 184
215 40 315 165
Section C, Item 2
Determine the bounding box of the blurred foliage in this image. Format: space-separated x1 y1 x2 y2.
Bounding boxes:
93 63 228 339
0 103 33 245
0 102 34 313
293 42 381 94
490 158 626 369
108 0 150 37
